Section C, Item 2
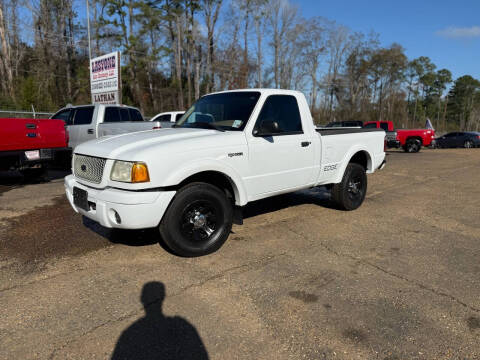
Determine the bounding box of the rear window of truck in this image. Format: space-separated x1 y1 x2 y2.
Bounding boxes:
104 107 120 122
129 108 143 121
119 108 130 122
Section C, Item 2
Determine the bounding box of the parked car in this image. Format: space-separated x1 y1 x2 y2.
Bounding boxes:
65 89 386 257
364 120 435 153
325 120 363 128
0 118 68 176
51 104 162 149
149 111 185 128
435 132 480 148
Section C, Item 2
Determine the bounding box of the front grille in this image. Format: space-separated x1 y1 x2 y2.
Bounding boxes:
386 132 397 141
73 154 106 184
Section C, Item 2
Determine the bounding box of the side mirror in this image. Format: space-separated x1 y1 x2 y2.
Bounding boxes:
254 120 280 136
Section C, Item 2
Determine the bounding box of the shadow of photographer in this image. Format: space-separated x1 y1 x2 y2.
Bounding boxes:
111 281 209 360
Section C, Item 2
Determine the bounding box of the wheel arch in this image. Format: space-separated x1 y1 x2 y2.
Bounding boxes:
406 136 423 145
164 162 248 206
332 148 373 184
348 150 372 172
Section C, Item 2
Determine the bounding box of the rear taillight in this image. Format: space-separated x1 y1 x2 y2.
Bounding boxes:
477 135 480 139
152 126 161 130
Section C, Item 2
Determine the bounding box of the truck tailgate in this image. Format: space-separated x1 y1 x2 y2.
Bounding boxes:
0 118 67 151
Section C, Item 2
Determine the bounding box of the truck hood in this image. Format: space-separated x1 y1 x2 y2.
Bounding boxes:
74 127 244 160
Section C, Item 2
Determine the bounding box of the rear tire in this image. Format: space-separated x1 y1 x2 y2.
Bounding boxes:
159 182 233 257
464 140 473 149
331 163 367 211
404 138 421 153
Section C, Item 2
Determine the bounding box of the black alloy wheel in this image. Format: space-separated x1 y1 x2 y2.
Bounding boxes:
159 182 233 256
332 163 367 211
180 200 219 242
405 139 421 153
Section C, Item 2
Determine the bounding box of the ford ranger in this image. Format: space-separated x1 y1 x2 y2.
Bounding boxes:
65 89 386 256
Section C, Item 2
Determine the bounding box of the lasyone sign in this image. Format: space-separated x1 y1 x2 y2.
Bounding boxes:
90 51 121 104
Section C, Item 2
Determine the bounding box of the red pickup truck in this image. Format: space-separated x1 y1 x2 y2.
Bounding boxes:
0 118 69 175
364 121 435 153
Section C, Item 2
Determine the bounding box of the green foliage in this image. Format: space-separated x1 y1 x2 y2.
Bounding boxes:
447 75 480 130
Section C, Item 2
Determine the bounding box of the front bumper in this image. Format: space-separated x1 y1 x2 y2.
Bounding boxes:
386 139 401 148
64 175 176 229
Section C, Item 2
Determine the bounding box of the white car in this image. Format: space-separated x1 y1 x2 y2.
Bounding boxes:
149 111 185 128
65 89 386 256
52 104 162 149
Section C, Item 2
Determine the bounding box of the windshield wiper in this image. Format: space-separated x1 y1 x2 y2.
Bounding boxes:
189 122 226 132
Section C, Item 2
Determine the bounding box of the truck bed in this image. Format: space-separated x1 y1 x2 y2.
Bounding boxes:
316 127 384 136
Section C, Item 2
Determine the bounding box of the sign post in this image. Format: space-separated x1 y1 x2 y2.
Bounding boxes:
90 51 122 105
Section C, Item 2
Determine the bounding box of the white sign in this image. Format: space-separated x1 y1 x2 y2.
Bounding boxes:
92 91 120 104
90 51 121 104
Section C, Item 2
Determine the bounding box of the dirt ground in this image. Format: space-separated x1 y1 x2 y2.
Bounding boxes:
0 148 479 359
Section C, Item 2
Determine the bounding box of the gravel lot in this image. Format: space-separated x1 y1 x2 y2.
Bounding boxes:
1 148 479 359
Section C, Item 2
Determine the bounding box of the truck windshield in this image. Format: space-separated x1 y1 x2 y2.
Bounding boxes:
175 92 261 131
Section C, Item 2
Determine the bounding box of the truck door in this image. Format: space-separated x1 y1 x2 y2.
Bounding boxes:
246 95 315 197
69 106 95 149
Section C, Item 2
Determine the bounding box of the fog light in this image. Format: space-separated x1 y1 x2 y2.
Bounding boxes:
114 211 121 224
109 209 122 224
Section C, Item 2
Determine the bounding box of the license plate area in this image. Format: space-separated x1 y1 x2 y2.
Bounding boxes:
24 150 40 160
73 187 89 211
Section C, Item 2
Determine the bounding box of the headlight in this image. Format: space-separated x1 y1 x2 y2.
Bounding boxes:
110 161 150 183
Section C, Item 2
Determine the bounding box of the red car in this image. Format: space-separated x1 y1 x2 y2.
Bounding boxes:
364 121 435 153
0 118 69 175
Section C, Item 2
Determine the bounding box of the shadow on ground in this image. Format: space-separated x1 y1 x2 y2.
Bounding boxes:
111 281 209 360
243 186 334 219
83 217 159 247
0 169 70 196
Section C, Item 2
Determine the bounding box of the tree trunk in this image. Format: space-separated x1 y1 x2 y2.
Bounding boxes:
0 3 15 100
175 15 184 109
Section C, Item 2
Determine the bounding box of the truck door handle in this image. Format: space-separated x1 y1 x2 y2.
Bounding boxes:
301 141 311 147
87 129 94 134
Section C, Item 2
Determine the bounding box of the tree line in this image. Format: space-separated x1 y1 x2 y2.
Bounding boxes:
0 0 479 131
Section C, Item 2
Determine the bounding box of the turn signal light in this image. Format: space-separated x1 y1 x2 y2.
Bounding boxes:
132 163 150 183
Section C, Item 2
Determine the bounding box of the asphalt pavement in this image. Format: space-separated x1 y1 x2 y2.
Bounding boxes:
0 148 479 359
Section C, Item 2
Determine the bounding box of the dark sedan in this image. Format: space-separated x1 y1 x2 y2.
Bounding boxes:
435 132 480 148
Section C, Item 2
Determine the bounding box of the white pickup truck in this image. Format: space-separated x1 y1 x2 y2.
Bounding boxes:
65 89 386 256
149 111 185 128
51 104 162 149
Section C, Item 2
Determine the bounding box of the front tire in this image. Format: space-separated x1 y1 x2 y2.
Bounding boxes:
331 163 367 211
464 140 473 149
159 182 233 257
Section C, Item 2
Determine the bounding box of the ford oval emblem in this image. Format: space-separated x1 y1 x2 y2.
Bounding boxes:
81 164 87 172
